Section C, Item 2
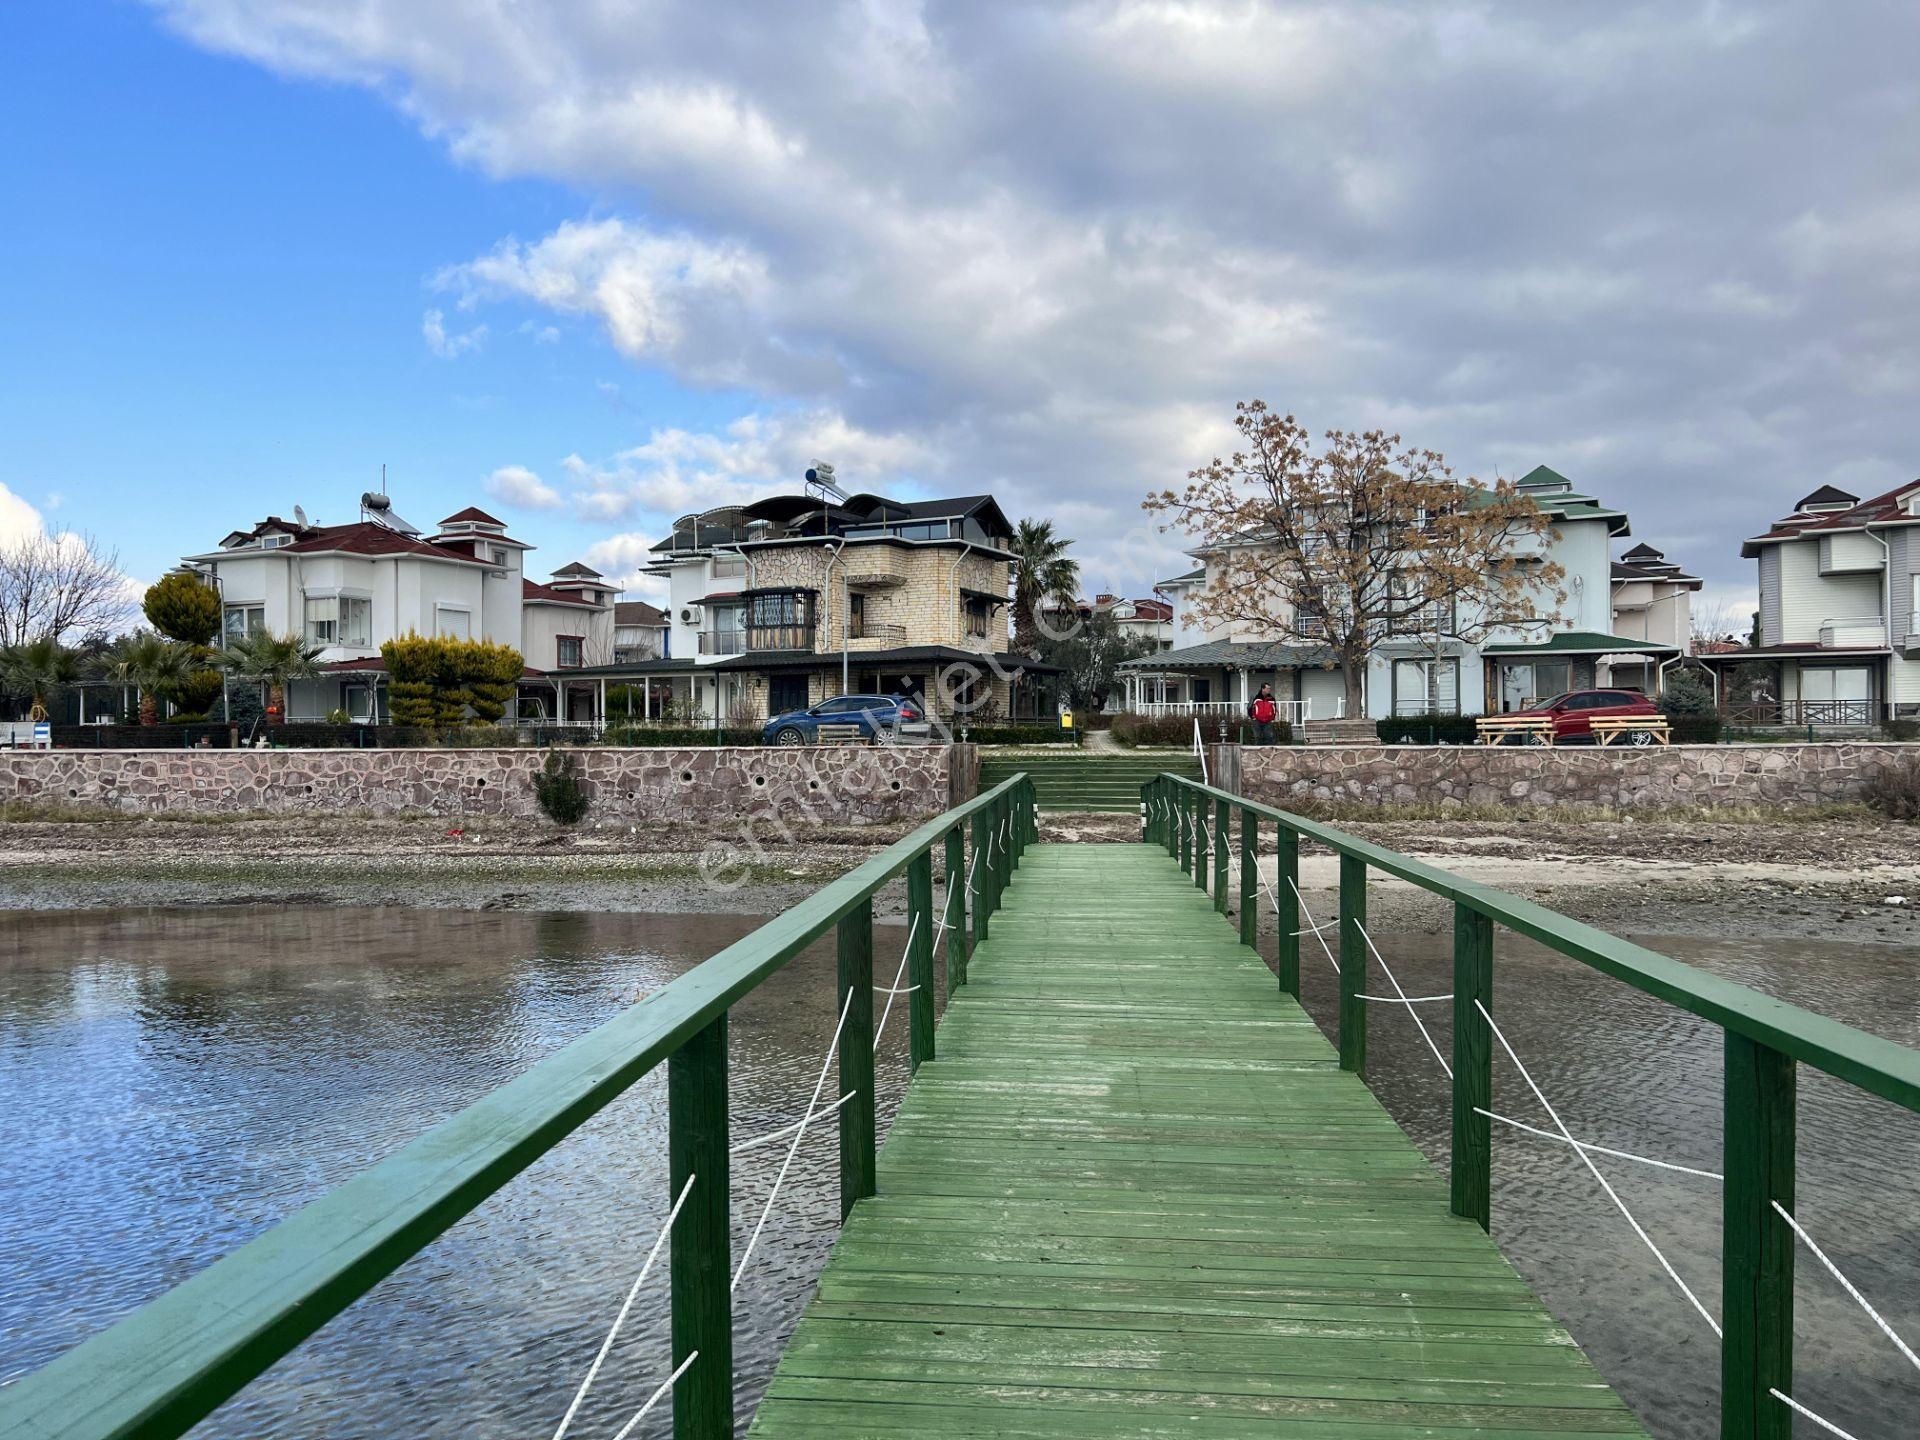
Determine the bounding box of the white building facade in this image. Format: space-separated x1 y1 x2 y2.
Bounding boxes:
185 500 613 723
1122 466 1679 722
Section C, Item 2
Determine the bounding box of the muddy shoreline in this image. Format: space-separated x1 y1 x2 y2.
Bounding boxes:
1 811 1917 945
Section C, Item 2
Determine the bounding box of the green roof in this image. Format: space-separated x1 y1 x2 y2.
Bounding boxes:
1502 464 1631 535
1155 567 1205 586
1480 631 1677 657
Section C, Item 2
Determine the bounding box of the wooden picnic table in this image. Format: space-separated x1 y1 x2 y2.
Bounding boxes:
1474 715 1555 746
1590 715 1671 746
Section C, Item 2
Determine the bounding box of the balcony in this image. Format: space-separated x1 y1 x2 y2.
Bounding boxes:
698 630 746 656
848 621 907 651
1816 617 1885 647
745 623 815 652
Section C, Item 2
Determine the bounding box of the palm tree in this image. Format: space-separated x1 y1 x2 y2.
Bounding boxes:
1010 518 1082 655
1 636 81 720
219 632 324 725
106 632 195 725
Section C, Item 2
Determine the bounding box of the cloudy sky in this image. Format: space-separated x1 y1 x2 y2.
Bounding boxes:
4 2 1918 624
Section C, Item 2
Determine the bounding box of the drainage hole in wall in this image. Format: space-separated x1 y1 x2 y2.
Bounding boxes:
681 770 694 783
889 779 902 792
753 775 766 787
808 779 821 791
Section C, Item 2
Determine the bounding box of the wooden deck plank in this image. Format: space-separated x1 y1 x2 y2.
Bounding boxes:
747 843 1647 1438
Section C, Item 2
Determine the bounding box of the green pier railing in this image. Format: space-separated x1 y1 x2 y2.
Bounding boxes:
1145 772 1920 1440
0 774 1037 1440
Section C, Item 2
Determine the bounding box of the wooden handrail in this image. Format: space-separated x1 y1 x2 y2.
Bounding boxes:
1144 770 1920 1440
1 773 1036 1440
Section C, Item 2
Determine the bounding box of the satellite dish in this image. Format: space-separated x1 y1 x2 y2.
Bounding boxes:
293 505 309 528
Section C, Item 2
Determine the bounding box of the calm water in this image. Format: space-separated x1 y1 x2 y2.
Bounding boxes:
2 907 1917 1438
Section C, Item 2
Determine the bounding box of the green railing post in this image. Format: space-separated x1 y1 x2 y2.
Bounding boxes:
837 898 876 1219
906 850 935 1074
1449 903 1493 1231
1179 789 1193 873
1194 795 1208 892
1213 795 1230 914
971 811 990 945
668 1014 731 1440
1238 807 1257 948
1008 790 1022 873
1723 1033 1796 1440
1338 854 1367 1075
945 825 967 990
1277 825 1300 999
1141 782 1151 842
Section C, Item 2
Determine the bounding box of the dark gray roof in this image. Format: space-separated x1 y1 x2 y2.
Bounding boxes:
1119 639 1340 671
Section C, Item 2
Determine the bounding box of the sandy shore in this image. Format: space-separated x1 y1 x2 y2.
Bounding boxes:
1 809 1917 944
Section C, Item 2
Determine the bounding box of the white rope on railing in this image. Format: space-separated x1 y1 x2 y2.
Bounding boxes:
1286 877 1345 979
1359 992 1455 1005
873 913 920 1049
1770 1389 1862 1440
732 983 857 1292
1355 917 1452 1080
1473 1107 1725 1181
1774 1200 1920 1375
550 1172 697 1440
608 1349 699 1440
1475 998 1721 1338
731 1092 856 1156
965 843 983 901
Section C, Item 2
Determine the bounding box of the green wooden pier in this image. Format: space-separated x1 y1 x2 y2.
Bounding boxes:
751 842 1645 1437
6 770 1918 1440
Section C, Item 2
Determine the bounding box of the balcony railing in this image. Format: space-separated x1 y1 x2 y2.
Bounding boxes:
1816 617 1885 647
1125 698 1339 723
746 623 815 652
698 630 746 656
1721 700 1879 727
850 621 907 645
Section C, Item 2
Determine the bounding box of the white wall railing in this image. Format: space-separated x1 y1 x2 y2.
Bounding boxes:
1817 617 1886 647
1127 698 1341 723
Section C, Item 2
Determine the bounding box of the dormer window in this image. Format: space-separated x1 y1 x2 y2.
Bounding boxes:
260 534 291 548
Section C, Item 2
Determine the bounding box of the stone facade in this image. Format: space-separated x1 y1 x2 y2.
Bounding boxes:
1233 743 1920 811
0 746 952 825
746 543 1007 656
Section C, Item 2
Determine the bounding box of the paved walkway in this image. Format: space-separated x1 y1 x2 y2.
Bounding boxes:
749 842 1647 1437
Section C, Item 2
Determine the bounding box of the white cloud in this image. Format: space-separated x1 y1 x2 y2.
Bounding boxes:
0 483 46 545
152 0 1920 596
483 464 563 510
581 532 669 600
421 307 487 358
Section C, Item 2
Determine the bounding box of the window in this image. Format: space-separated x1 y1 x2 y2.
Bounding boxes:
816 697 865 714
487 545 507 565
964 595 992 638
711 555 747 579
1392 659 1459 714
848 593 866 634
259 534 291 549
556 636 584 668
436 606 471 641
1801 667 1870 703
304 595 370 647
223 604 265 644
748 591 808 627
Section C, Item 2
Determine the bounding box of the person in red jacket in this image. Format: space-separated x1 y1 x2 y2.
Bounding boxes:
1248 684 1280 745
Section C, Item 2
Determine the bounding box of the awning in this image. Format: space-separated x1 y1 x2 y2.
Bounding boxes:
1479 631 1679 658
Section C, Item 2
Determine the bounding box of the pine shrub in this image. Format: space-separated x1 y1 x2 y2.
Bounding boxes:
534 750 590 825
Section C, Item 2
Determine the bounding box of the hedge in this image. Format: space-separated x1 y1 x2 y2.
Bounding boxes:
1377 714 1480 745
957 725 1080 746
1667 714 1723 744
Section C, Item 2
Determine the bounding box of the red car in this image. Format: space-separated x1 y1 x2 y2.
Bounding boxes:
1504 688 1661 744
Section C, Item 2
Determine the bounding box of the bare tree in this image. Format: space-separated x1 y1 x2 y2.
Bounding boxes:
1689 596 1751 653
0 530 132 645
1146 404 1566 716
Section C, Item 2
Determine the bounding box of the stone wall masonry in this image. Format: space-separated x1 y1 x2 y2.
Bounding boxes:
1235 742 1920 811
0 746 952 826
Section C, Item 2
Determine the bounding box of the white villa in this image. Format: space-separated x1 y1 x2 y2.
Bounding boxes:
1122 466 1683 722
1697 482 1920 726
183 496 615 723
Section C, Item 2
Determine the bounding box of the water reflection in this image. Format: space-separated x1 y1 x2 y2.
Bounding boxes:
0 907 921 1438
4 910 1917 1437
1289 924 1920 1440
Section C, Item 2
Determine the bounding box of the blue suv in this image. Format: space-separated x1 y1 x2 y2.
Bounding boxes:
762 693 928 745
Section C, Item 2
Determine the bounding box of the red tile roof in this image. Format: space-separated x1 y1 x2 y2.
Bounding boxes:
614 600 668 626
523 579 598 608
1743 481 1920 554
282 523 488 564
439 506 507 527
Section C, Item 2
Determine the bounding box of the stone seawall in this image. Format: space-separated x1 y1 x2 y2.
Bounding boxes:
1235 742 1918 811
0 747 951 826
